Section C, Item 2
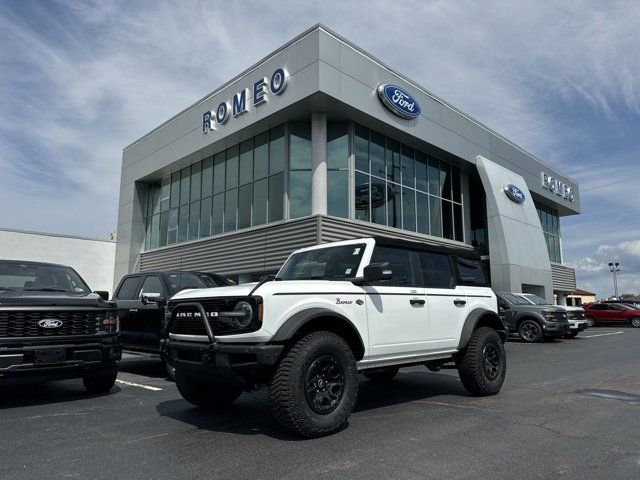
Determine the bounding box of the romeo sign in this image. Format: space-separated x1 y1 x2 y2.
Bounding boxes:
202 67 287 134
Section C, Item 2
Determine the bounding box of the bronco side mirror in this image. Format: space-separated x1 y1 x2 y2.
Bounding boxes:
142 292 166 306
363 262 393 283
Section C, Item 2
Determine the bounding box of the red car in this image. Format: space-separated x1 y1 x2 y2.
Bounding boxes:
583 302 640 328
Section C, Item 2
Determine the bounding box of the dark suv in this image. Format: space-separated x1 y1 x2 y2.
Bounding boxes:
113 271 233 376
0 260 121 392
496 292 570 342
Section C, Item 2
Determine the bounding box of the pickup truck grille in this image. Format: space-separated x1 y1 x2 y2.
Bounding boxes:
0 310 101 338
169 298 256 336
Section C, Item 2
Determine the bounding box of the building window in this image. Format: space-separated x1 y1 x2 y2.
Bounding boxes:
353 123 463 241
289 121 312 219
144 124 287 249
535 202 562 263
327 121 349 218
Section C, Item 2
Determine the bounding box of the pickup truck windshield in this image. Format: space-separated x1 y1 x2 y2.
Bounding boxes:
521 294 550 305
499 293 531 305
0 261 90 294
278 244 367 280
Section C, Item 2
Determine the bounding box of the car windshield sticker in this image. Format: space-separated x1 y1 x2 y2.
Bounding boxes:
353 248 361 255
345 268 352 275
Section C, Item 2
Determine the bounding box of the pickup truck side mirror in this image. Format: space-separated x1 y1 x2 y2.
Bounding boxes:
141 292 166 306
363 262 393 283
94 290 109 301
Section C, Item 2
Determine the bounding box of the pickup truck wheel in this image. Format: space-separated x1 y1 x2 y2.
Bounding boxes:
269 331 358 438
175 371 241 408
83 372 117 394
364 367 399 383
518 319 543 342
630 317 640 328
456 327 506 396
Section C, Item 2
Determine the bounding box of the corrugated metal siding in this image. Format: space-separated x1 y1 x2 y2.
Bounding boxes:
320 216 474 250
139 217 320 275
551 263 577 292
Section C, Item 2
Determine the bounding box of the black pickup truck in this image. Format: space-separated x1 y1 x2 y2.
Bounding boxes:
0 260 121 392
113 270 233 377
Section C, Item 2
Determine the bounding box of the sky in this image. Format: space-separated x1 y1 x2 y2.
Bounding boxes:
0 0 639 298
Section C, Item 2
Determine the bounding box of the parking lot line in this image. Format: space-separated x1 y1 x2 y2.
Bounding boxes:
115 379 162 391
583 331 625 338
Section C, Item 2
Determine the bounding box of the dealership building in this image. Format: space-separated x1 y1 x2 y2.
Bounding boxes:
115 24 580 303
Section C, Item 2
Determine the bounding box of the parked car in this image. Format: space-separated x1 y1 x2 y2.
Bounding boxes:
583 302 640 328
496 292 570 342
162 236 507 437
113 270 234 377
0 260 121 392
517 293 588 338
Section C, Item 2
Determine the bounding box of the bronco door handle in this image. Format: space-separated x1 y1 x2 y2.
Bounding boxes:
453 299 466 306
410 299 425 306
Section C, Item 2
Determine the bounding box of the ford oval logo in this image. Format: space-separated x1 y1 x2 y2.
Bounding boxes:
38 319 63 329
504 184 526 204
377 84 421 119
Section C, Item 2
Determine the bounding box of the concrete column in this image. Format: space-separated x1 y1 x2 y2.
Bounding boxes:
311 112 327 216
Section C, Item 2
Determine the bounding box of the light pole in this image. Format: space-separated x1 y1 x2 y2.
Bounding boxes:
608 262 620 299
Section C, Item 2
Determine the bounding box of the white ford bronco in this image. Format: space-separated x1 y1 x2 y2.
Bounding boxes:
162 237 507 437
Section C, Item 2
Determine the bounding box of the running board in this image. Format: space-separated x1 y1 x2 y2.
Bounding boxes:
357 351 457 371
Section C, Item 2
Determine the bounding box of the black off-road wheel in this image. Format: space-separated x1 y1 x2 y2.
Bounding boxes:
518 319 543 343
364 367 399 383
456 327 506 396
175 371 241 408
83 372 117 394
269 331 358 438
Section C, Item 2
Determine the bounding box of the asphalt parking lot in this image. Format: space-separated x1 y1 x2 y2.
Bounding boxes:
1 328 639 480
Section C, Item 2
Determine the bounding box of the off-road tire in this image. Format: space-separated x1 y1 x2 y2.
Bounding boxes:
563 331 579 339
630 317 640 328
364 367 399 383
586 317 596 328
456 327 506 396
518 319 543 343
175 371 241 408
269 331 358 438
83 372 117 394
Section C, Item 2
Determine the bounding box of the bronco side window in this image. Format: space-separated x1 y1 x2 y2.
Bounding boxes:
370 246 418 286
419 252 455 289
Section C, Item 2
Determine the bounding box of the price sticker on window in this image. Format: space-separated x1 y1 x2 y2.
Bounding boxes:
353 248 361 255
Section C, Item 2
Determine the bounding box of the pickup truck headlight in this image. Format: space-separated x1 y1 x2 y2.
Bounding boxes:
99 310 119 334
542 312 557 321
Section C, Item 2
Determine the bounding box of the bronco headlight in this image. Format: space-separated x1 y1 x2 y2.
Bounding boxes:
233 301 253 328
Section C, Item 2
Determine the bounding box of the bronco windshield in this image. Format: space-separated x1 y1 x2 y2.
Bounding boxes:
0 261 90 294
277 244 367 281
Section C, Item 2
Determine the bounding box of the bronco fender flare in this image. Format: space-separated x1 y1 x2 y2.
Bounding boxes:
271 308 366 357
458 308 507 350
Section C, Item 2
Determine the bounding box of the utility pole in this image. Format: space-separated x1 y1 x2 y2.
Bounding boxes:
608 262 620 299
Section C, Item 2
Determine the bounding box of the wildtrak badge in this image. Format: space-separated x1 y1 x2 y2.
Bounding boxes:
202 67 287 134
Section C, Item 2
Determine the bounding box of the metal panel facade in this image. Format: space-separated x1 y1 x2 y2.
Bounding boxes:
551 263 577 291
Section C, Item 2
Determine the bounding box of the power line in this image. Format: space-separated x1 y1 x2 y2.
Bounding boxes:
582 175 640 192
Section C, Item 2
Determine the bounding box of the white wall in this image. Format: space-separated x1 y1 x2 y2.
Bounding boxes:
0 229 116 296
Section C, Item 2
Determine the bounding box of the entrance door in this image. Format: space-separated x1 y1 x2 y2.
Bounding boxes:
364 246 429 359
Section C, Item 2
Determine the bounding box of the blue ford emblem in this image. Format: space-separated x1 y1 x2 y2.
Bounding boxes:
38 319 63 329
504 184 526 204
377 84 421 119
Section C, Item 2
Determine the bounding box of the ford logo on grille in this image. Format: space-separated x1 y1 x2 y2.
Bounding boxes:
504 184 526 204
377 84 421 119
38 319 63 329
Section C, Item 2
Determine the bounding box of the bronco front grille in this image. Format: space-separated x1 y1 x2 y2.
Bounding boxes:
169 298 261 337
0 310 101 338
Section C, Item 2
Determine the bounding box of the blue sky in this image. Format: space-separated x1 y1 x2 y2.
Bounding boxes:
1 1 639 297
